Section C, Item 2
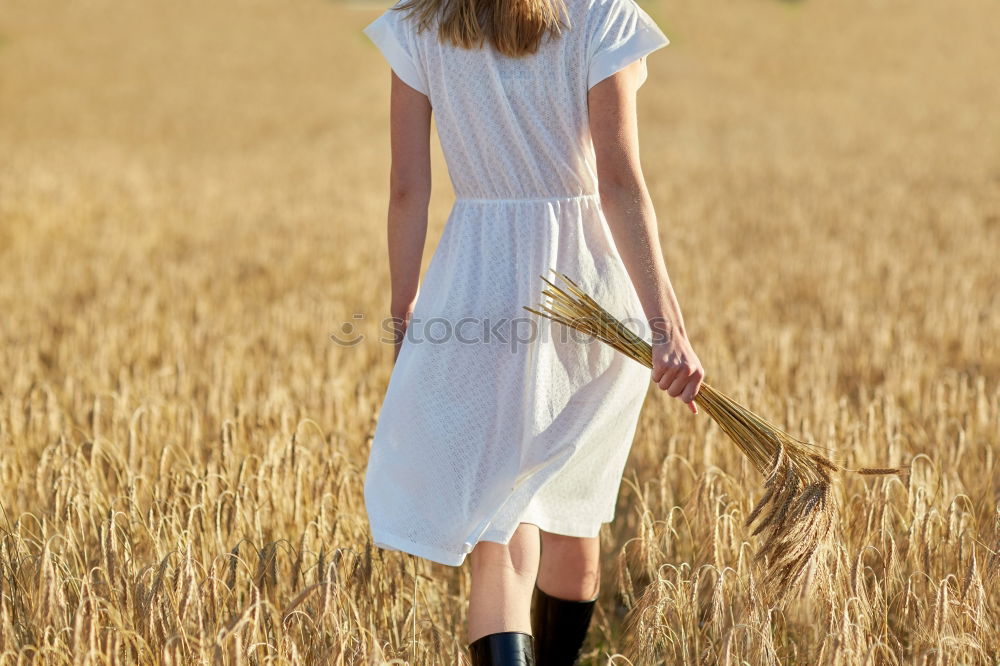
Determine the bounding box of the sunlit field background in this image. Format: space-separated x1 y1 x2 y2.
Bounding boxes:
1 0 998 663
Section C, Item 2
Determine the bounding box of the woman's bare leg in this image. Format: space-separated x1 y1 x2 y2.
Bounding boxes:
536 531 600 600
467 522 541 642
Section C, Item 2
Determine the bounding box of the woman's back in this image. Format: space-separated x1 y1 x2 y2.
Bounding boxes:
364 0 668 199
361 4 705 638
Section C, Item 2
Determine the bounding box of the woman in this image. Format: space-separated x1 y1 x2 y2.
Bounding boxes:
362 0 703 662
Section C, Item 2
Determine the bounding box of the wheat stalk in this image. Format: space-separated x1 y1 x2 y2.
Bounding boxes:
523 269 901 599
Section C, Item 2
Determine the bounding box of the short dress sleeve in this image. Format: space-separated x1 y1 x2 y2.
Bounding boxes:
363 6 429 96
587 0 670 90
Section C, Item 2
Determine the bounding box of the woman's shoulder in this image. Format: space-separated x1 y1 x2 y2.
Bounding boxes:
369 0 427 37
575 0 659 36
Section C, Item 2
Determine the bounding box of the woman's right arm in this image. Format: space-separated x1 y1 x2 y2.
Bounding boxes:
387 71 432 361
588 60 704 411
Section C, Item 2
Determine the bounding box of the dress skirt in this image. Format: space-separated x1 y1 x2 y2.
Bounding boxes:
364 193 652 566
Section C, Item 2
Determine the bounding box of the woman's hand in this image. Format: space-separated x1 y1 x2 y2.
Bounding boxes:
650 334 704 414
390 299 416 363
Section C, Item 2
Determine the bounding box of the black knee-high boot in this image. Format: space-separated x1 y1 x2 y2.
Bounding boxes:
530 585 597 665
469 631 535 665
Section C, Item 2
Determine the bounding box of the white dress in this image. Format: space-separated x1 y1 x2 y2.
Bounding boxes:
363 0 670 566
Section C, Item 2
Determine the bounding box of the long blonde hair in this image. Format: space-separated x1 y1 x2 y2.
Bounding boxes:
395 0 569 57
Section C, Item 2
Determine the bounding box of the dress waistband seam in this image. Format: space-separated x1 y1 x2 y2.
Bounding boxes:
455 193 600 204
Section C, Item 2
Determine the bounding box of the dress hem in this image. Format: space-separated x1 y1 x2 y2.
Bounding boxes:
370 512 615 568
517 512 611 539
370 527 470 567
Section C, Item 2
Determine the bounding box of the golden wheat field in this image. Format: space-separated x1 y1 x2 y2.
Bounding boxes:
0 0 998 663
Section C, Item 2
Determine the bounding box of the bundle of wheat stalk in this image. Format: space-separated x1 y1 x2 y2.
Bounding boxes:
524 269 900 599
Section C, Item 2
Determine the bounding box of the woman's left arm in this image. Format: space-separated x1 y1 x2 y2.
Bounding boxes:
386 71 432 360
